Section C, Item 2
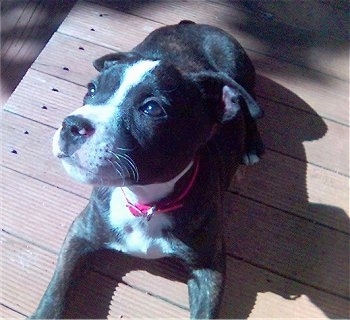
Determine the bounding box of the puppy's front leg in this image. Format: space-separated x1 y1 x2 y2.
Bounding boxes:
188 267 225 319
31 207 99 319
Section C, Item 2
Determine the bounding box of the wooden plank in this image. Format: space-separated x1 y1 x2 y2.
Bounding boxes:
0 0 75 106
214 0 350 80
221 257 349 319
66 0 349 80
0 233 188 318
2 101 348 231
214 0 349 41
4 68 87 128
63 271 189 319
54 2 349 124
2 1 349 319
1 111 90 197
58 1 160 52
33 27 350 134
252 54 349 125
230 151 349 231
1 233 56 316
108 283 189 319
224 193 349 298
2 157 348 298
91 237 350 318
89 0 349 80
31 33 105 88
0 304 25 319
258 96 349 176
3 102 348 231
3 231 348 319
28 34 349 175
91 251 190 309
1 167 87 253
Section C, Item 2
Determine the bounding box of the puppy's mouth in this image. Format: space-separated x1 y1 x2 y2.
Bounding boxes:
59 151 139 186
53 138 139 186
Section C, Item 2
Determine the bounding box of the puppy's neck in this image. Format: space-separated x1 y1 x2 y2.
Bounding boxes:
122 161 194 205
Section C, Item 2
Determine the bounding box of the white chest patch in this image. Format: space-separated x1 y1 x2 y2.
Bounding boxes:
108 188 174 259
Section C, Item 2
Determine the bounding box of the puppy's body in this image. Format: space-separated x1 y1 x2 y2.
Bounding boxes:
32 21 263 319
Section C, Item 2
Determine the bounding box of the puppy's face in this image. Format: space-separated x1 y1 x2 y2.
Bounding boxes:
53 59 219 186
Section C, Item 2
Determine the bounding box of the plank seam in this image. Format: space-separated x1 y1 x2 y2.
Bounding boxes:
257 95 350 128
228 253 350 301
30 64 87 89
1 228 59 255
1 164 89 201
0 302 28 318
91 267 190 312
228 189 350 236
264 146 349 178
53 29 128 53
3 109 58 130
248 47 350 83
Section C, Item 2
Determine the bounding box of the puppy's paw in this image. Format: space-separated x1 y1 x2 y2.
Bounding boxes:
242 152 260 166
242 130 264 166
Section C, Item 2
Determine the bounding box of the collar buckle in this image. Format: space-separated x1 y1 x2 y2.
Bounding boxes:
146 206 156 221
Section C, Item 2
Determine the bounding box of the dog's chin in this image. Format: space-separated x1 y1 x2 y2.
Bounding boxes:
61 160 130 186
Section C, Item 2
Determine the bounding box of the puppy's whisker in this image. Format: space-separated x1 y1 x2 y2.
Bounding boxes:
118 153 140 182
116 146 136 152
107 150 139 182
122 153 139 181
106 158 122 177
107 159 125 185
110 153 131 182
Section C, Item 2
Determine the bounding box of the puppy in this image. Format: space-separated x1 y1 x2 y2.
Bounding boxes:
32 21 263 319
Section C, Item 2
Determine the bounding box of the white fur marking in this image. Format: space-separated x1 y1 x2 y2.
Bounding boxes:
122 161 193 204
108 162 193 259
52 60 160 179
108 60 160 108
108 188 174 259
69 60 160 123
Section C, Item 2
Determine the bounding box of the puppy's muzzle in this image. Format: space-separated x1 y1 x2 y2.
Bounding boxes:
58 115 95 158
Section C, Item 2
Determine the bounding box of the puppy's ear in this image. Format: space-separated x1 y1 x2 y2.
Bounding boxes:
192 71 263 123
93 52 140 71
221 85 242 122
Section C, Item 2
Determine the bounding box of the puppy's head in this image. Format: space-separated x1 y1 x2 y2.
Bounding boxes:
53 53 257 186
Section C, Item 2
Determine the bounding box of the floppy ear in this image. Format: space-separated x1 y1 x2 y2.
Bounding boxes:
191 71 263 123
221 85 242 122
93 52 140 71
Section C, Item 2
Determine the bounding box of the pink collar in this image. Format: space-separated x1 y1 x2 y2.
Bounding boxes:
122 159 200 220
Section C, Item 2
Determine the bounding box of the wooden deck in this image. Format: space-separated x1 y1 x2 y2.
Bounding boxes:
1 0 349 318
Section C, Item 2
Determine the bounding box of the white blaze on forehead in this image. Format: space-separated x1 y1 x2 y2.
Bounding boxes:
70 59 160 122
109 59 160 107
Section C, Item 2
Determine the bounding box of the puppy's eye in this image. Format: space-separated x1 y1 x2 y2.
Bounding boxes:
140 100 167 118
86 82 97 97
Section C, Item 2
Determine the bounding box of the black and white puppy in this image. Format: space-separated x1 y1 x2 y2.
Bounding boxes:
32 21 263 319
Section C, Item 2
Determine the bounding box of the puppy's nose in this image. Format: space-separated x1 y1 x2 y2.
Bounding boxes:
62 115 95 137
59 115 95 156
